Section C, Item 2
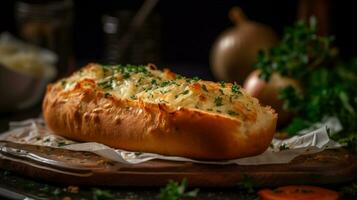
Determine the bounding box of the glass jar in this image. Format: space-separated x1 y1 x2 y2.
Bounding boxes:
102 10 161 65
15 0 74 78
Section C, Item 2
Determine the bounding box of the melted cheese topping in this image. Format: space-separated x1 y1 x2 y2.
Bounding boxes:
60 64 264 121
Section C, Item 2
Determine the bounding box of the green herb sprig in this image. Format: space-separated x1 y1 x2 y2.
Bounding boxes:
158 179 199 200
255 17 336 81
255 17 357 150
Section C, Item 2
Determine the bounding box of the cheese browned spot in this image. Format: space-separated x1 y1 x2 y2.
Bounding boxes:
60 64 263 124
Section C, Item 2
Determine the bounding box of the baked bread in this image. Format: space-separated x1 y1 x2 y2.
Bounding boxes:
43 63 277 160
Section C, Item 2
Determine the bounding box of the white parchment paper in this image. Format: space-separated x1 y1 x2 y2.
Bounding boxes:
0 117 343 165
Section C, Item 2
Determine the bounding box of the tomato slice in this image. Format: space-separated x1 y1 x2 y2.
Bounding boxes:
258 185 339 200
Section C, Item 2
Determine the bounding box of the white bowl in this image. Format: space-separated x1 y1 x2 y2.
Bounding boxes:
0 64 54 111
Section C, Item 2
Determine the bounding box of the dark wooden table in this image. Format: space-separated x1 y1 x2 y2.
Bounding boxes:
0 105 356 200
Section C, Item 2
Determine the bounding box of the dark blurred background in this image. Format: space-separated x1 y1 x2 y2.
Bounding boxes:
1 0 357 129
1 0 355 79
1 1 293 65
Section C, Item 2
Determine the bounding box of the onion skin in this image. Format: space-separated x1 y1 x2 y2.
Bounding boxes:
244 70 301 126
210 7 277 84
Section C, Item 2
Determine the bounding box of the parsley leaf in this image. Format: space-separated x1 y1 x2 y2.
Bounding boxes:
98 78 114 90
92 188 115 200
220 81 226 88
158 179 199 200
192 76 200 82
201 84 208 92
228 110 238 116
231 82 241 94
175 90 189 98
237 175 255 194
253 17 357 150
214 97 223 107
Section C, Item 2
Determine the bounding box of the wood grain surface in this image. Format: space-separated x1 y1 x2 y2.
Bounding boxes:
0 141 356 187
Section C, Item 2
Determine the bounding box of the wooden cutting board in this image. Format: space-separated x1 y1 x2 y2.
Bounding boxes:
0 141 356 187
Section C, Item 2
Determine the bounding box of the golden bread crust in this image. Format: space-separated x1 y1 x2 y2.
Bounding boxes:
43 64 277 160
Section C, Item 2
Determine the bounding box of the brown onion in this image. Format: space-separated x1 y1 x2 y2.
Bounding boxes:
243 70 301 126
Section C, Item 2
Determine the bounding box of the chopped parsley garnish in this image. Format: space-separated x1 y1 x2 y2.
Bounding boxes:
101 65 111 74
123 72 130 79
176 74 183 79
138 77 143 83
175 90 189 98
201 84 208 92
98 78 114 90
92 188 115 200
160 90 169 94
192 76 200 82
185 78 192 83
159 99 169 104
214 97 223 106
160 81 171 87
151 79 158 85
144 86 153 92
237 175 256 194
228 110 238 116
130 95 137 100
134 152 143 156
101 64 148 79
182 90 189 95
104 92 111 98
220 81 226 88
279 144 289 151
231 82 241 94
61 80 67 87
117 64 147 73
219 89 224 95
158 179 199 200
57 141 67 147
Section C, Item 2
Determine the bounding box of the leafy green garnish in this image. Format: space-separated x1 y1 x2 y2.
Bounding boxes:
97 78 114 90
151 79 158 85
158 179 199 200
92 188 116 200
201 84 208 92
231 82 241 94
161 81 171 87
61 80 67 87
214 97 223 107
192 76 200 82
279 144 289 151
219 89 224 95
255 17 357 149
104 92 111 98
255 17 336 81
237 175 255 194
340 183 357 199
220 81 226 88
228 110 238 116
175 90 189 98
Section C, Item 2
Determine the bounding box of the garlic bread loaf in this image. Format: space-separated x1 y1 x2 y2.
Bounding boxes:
43 63 277 160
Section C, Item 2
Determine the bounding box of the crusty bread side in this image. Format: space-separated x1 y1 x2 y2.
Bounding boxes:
43 64 277 160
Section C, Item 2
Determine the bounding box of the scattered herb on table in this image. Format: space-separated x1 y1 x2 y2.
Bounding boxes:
237 175 256 194
339 182 357 199
92 188 116 200
158 179 199 200
279 144 289 151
